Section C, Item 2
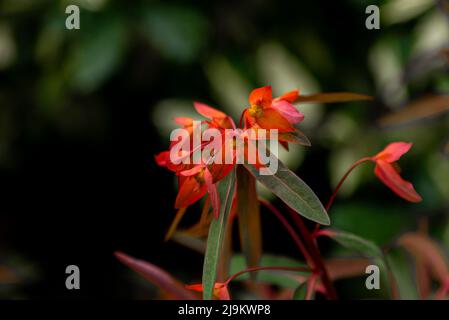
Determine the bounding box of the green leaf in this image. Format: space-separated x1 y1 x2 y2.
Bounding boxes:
386 248 419 299
279 129 311 147
327 229 393 298
244 155 330 225
328 230 383 259
237 166 262 279
292 282 308 300
202 168 237 300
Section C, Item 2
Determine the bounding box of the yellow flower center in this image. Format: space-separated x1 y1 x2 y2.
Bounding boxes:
248 104 263 118
194 168 206 185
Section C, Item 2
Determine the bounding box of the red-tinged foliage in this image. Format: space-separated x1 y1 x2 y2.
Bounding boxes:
114 252 196 300
139 85 430 301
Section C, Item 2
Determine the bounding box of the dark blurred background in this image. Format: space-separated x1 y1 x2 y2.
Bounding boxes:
0 0 448 299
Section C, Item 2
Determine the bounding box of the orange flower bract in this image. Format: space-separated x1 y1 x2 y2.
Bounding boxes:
371 142 422 203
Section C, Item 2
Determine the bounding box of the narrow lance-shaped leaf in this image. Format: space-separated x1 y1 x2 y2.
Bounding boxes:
114 251 196 300
164 207 187 241
397 232 449 285
379 95 449 127
325 258 371 281
294 92 372 104
324 230 383 258
279 129 311 147
217 216 234 282
324 229 393 297
202 168 237 300
237 165 262 279
244 154 330 225
386 248 420 300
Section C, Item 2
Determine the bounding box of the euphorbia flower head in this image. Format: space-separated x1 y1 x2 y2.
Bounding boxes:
243 86 304 132
185 282 230 300
156 87 310 218
371 142 422 203
156 103 236 215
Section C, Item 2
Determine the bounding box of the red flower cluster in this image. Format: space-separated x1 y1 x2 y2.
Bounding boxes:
155 86 307 217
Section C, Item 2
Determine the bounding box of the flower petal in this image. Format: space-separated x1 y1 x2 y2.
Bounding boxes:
257 108 295 132
211 163 234 183
243 109 256 129
216 285 231 300
249 86 272 108
276 89 299 103
173 117 193 127
180 165 204 176
155 151 170 167
185 282 230 300
194 102 227 119
374 142 413 163
272 100 304 124
185 284 203 292
374 160 422 202
175 176 207 208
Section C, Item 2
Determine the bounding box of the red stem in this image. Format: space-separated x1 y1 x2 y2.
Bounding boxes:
259 198 314 267
325 157 372 211
305 273 318 300
225 266 310 286
287 208 338 299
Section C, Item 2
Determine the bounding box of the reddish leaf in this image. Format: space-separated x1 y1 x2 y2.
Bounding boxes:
295 92 372 104
165 207 188 241
236 165 262 279
397 233 449 286
325 258 371 280
379 95 449 127
114 251 196 300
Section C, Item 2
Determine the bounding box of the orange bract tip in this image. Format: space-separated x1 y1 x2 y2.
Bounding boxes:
173 117 194 126
374 160 422 203
277 89 299 103
374 142 413 163
249 86 272 107
155 151 170 167
194 102 227 119
185 282 230 300
175 176 207 209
